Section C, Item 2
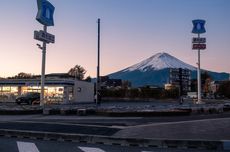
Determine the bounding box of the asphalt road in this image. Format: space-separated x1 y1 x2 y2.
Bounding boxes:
1 113 230 137
0 113 229 151
0 121 120 136
0 137 221 152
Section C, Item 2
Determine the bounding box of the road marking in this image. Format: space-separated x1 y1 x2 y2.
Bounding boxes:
78 146 105 152
17 141 39 152
10 120 120 129
223 140 230 150
126 117 230 128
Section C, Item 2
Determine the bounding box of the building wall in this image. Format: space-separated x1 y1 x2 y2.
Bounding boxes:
169 68 191 95
74 81 94 102
0 78 94 103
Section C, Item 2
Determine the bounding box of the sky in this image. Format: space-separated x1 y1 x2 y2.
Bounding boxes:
0 0 230 78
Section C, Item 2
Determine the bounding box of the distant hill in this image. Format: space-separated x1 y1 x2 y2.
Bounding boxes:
108 52 229 87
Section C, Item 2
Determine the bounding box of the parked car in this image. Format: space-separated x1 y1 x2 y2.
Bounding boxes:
16 92 40 105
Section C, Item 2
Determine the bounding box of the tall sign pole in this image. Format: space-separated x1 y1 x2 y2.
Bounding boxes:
34 0 55 106
197 33 201 104
96 18 101 105
41 25 47 106
192 19 206 104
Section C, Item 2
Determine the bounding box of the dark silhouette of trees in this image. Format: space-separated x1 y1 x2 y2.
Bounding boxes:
201 71 212 97
8 72 33 79
85 76 92 82
68 65 86 80
191 71 212 96
217 81 230 98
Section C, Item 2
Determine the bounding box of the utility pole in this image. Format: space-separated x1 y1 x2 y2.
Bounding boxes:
96 18 101 105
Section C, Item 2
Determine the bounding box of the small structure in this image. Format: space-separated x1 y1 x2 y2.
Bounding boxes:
210 81 222 94
169 68 191 95
100 76 123 89
165 83 175 90
187 92 197 99
0 73 94 103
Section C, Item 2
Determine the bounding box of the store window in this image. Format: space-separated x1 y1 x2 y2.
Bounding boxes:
46 86 64 103
0 86 18 101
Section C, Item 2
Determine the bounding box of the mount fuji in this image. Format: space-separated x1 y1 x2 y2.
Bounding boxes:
123 52 196 72
108 52 229 87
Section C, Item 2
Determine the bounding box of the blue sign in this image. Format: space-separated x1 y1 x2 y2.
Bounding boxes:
36 0 55 26
192 19 206 34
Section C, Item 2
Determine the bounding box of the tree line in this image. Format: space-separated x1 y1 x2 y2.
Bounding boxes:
101 86 179 99
6 65 92 82
3 66 230 99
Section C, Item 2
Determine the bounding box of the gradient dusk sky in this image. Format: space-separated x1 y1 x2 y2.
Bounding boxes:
0 0 230 78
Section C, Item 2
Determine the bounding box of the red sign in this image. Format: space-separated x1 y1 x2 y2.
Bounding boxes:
192 44 206 50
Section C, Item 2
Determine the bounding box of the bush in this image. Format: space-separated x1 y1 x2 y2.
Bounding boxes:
217 81 230 98
101 87 179 99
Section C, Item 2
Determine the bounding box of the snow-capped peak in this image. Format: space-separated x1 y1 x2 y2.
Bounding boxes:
123 52 196 72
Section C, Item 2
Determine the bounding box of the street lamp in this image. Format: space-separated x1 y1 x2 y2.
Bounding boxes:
36 44 43 50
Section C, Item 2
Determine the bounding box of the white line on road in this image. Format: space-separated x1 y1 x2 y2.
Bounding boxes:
127 117 230 128
78 146 105 152
17 141 40 152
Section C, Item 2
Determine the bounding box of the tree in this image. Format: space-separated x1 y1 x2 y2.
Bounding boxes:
190 79 197 92
201 71 212 97
191 71 212 94
204 77 212 95
8 72 33 79
201 71 211 85
68 65 86 80
217 81 230 98
121 80 131 89
85 76 92 82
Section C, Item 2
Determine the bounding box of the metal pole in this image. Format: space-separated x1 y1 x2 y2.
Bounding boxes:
96 18 100 105
40 25 47 106
197 33 202 103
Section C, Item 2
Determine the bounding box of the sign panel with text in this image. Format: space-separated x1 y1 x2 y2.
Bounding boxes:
34 30 55 43
192 44 206 50
192 19 206 34
36 0 55 26
192 37 206 44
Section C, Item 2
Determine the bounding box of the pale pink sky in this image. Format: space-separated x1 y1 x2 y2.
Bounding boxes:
0 0 230 78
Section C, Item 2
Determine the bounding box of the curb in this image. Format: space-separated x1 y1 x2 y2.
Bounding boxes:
0 103 229 116
0 129 229 150
0 109 42 115
96 110 191 117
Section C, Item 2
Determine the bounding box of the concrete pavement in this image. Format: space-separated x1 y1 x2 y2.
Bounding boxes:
0 100 230 151
0 114 230 150
113 117 230 140
0 137 217 152
1 113 230 141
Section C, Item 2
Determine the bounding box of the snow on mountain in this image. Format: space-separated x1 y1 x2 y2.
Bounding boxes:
109 52 229 87
123 52 196 72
